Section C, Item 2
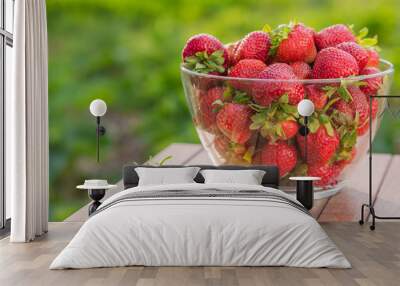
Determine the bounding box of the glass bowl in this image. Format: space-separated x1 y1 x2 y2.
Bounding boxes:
181 60 394 192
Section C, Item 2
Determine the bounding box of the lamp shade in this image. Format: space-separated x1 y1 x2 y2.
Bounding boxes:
297 99 315 117
89 99 107 117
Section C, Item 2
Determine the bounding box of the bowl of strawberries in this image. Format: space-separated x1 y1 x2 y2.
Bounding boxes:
180 22 394 191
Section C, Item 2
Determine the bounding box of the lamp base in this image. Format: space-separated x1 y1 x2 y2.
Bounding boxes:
296 180 314 210
88 189 106 215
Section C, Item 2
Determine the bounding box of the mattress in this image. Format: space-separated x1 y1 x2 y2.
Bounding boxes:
50 183 350 269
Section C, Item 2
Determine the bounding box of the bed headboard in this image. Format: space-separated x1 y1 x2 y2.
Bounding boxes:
122 164 280 189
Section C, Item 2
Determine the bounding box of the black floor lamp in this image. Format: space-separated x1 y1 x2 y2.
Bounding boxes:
289 99 320 210
359 95 400 230
89 99 107 163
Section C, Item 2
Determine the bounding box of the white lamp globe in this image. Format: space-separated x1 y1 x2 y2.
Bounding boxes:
297 99 315 117
89 99 107 117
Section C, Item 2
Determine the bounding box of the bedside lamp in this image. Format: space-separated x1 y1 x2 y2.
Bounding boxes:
89 99 107 162
289 99 319 210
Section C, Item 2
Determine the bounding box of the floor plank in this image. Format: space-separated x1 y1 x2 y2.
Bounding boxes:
318 154 392 222
370 155 400 219
2 223 400 285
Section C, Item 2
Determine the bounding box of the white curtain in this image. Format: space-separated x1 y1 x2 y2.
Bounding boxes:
7 0 49 242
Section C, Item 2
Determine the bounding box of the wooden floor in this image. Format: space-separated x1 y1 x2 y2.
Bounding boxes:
1 143 400 286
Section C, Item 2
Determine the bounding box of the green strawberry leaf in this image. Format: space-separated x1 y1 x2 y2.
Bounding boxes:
268 23 293 57
159 155 173 166
243 146 255 163
249 103 268 112
223 86 233 101
355 26 378 48
210 50 225 64
279 93 289 104
322 85 338 98
260 121 273 138
262 24 273 33
341 129 357 149
308 117 320 133
233 91 251 104
292 163 308 176
337 86 353 103
320 114 335 136
354 112 360 127
322 97 341 113
250 112 267 130
275 124 284 137
347 24 355 35
280 104 298 117
184 50 225 74
211 99 224 113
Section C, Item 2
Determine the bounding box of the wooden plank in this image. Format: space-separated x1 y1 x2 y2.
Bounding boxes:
146 143 203 165
318 154 392 222
370 155 400 219
64 143 203 222
310 199 329 219
185 149 214 165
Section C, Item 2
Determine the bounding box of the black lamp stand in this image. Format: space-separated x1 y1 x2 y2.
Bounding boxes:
296 116 314 210
359 95 400 230
88 189 106 215
96 116 106 163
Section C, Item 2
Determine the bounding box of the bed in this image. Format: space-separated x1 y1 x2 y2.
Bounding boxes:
50 165 350 269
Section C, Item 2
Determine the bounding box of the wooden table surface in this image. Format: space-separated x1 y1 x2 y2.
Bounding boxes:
66 143 400 223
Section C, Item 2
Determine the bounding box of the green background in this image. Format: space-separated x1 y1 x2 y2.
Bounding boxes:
46 0 400 221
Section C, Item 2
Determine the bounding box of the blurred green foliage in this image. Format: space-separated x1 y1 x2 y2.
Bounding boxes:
47 0 400 221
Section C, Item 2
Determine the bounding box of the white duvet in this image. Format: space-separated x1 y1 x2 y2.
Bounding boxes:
50 183 350 269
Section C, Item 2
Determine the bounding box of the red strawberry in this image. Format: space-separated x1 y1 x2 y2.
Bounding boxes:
348 86 369 134
370 97 379 119
234 31 271 62
305 85 328 110
365 49 379 68
257 118 299 141
297 125 339 165
359 67 383 96
356 97 379 136
214 134 230 156
225 41 241 66
229 59 267 79
280 120 299 140
336 42 369 70
253 63 305 106
312 47 359 79
290 62 312 79
260 141 297 177
182 34 228 74
216 103 253 144
213 134 246 158
308 163 338 187
228 59 267 90
357 121 369 136
271 23 317 63
331 86 370 135
314 24 356 50
198 87 224 129
333 99 354 124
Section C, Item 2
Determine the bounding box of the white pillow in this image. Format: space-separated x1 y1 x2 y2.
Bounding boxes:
200 169 266 185
135 167 200 186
